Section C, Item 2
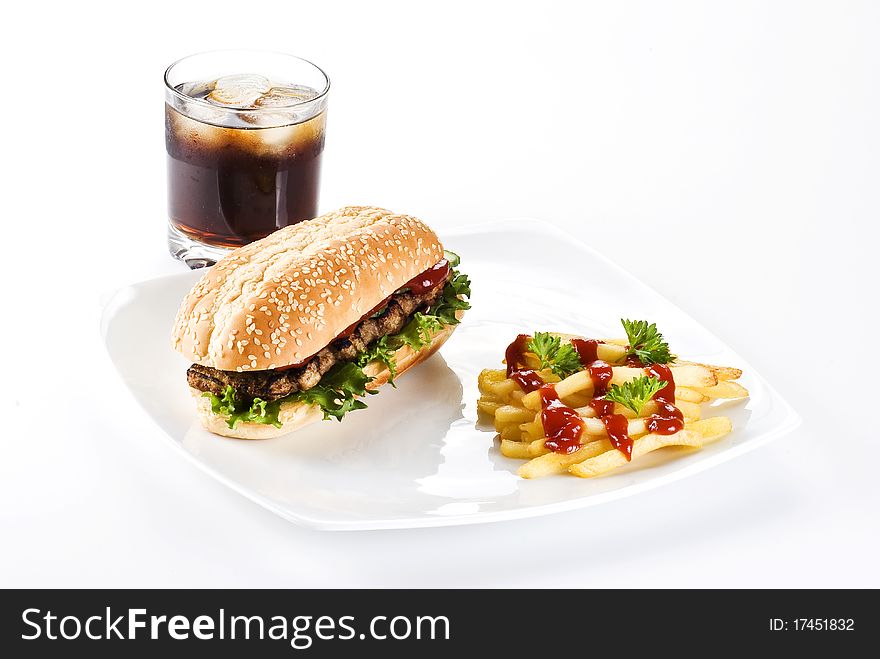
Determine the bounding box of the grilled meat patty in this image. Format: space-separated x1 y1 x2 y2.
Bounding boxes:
187 274 449 402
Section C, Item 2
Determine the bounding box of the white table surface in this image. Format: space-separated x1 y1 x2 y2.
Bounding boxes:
2 0 877 587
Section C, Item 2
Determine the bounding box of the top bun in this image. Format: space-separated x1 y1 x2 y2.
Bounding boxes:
172 206 445 372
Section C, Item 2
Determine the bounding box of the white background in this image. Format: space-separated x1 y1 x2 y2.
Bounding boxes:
2 0 878 587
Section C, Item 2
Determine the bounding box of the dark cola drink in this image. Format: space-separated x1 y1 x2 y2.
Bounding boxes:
164 54 329 266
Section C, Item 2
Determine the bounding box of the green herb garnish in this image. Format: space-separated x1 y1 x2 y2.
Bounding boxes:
621 319 676 365
604 375 666 415
526 331 582 379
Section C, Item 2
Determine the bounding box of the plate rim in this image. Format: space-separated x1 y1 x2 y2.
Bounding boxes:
100 217 802 531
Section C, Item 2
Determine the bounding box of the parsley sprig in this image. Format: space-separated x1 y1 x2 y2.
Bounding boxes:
621 319 676 365
526 332 582 379
604 375 666 415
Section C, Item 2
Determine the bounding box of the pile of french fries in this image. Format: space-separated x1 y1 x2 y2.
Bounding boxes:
477 335 748 479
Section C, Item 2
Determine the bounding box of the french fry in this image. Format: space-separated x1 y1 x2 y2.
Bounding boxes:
495 405 535 425
579 417 649 437
502 352 541 371
694 381 749 400
522 370 592 409
708 365 742 381
677 361 742 381
685 416 733 443
675 387 709 403
477 400 502 416
611 364 717 388
478 368 506 389
499 424 523 441
561 392 593 408
571 402 634 418
597 343 627 362
527 438 549 457
676 400 702 421
519 438 612 479
569 430 704 478
486 379 517 399
500 439 533 459
520 419 544 440
554 370 594 399
551 334 628 363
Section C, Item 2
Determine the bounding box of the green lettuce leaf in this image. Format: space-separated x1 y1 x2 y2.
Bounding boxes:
393 312 444 352
204 386 284 429
357 335 398 385
426 271 471 326
290 361 375 421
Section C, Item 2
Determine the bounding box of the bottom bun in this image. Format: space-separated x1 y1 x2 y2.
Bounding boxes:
192 323 459 439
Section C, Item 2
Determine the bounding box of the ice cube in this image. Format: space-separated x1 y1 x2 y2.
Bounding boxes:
240 85 320 127
175 80 215 98
236 114 325 155
177 97 228 125
240 111 294 127
253 84 319 108
167 107 229 148
206 74 271 108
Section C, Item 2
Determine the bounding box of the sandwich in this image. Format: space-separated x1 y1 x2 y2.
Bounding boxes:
172 206 471 439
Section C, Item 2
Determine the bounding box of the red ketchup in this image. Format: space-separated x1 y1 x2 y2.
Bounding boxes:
587 398 633 460
504 334 547 392
602 414 634 461
644 363 684 435
589 398 615 417
510 370 544 393
586 360 613 397
571 338 611 396
571 338 603 365
405 259 450 295
504 334 531 377
540 385 585 454
336 299 390 341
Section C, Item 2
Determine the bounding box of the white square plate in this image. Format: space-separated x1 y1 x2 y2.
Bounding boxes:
101 219 800 530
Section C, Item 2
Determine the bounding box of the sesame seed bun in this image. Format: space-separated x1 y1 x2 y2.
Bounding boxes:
172 206 445 372
191 322 457 439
